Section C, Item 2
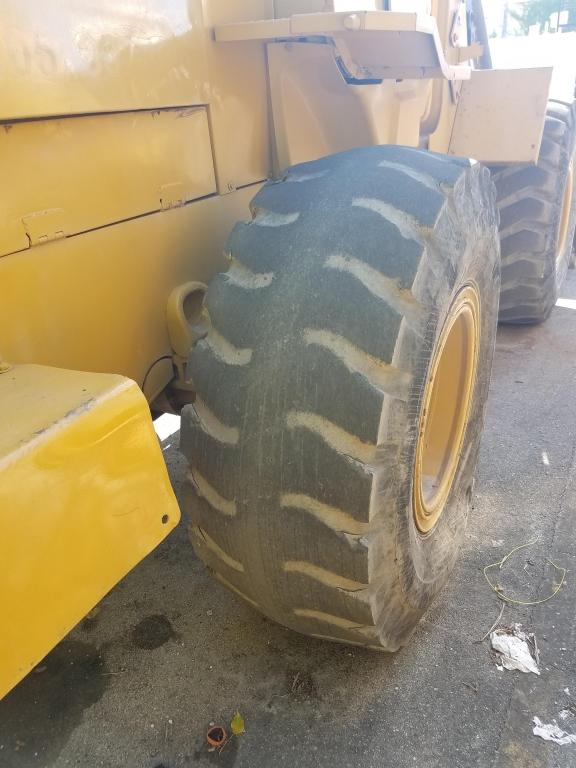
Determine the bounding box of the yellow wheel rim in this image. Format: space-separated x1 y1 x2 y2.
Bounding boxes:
558 157 574 260
413 284 480 534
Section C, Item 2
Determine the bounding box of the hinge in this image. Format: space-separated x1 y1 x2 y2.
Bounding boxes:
160 182 187 210
22 209 66 246
450 1 468 48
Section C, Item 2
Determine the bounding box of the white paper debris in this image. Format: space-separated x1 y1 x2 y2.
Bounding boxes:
533 717 576 745
490 624 539 675
560 710 571 721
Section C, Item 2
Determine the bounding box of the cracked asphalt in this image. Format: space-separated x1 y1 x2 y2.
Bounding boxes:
3 274 576 768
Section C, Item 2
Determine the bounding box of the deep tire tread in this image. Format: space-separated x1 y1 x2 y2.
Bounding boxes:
180 146 500 650
491 100 576 323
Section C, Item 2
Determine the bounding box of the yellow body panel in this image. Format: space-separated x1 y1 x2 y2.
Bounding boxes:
0 364 180 699
0 186 257 400
0 107 216 258
448 67 553 163
0 0 271 194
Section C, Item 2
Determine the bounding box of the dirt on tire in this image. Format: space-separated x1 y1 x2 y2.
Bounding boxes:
180 145 500 650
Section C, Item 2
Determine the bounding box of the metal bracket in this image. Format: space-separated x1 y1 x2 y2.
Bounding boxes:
22 209 66 246
160 182 187 210
215 11 472 82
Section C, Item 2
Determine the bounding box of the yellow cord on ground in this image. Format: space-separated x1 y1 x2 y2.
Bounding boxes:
483 538 566 606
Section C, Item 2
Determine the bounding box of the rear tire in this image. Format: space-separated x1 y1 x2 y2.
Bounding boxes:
180 146 500 650
491 101 576 324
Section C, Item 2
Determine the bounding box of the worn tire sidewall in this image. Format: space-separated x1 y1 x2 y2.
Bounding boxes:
557 141 576 280
372 165 500 630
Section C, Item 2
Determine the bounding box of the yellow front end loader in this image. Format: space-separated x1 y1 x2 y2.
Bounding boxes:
1 0 575 698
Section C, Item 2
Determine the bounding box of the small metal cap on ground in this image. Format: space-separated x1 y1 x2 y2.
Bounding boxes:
206 725 227 748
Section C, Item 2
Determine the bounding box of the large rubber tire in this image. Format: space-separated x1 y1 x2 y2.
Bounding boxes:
491 101 576 324
180 146 500 651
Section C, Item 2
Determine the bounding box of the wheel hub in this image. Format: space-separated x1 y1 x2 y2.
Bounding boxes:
413 284 480 533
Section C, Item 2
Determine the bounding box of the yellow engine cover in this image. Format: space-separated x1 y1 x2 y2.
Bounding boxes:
0 364 180 699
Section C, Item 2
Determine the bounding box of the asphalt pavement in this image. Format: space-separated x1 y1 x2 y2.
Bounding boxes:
3 274 576 768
